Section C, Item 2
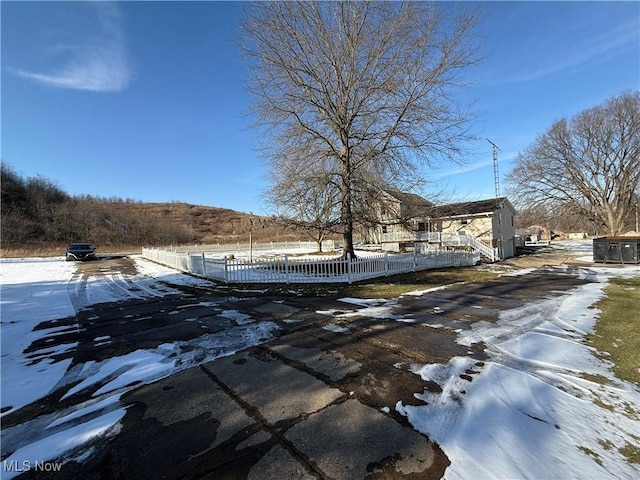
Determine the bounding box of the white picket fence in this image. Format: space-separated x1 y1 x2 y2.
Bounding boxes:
141 247 480 284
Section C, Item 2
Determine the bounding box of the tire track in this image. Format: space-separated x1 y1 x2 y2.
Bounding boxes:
67 271 90 313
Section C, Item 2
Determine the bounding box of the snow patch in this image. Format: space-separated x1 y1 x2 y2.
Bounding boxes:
323 323 351 334
399 266 640 480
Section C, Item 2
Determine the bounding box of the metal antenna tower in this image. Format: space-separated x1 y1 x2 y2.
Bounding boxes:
487 138 501 199
487 139 503 259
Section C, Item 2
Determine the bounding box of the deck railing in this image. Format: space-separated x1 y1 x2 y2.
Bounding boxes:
381 232 498 261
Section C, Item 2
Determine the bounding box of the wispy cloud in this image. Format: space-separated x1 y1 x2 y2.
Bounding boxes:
478 3 639 86
504 19 637 84
12 3 132 92
433 158 495 178
433 150 519 179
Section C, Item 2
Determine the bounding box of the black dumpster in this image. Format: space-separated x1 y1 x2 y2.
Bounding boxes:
593 236 640 264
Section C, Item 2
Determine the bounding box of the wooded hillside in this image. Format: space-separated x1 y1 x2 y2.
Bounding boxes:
1 165 300 251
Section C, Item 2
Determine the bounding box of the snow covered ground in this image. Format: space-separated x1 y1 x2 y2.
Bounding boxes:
398 265 640 480
549 238 595 263
0 256 280 478
1 252 639 479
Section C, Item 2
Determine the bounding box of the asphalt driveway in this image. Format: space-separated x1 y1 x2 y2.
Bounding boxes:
4 254 626 479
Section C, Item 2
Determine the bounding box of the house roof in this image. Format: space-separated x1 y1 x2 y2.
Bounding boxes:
378 190 516 220
431 197 514 218
383 189 434 209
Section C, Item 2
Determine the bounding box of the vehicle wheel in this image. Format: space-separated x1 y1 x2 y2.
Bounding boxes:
66 255 72 261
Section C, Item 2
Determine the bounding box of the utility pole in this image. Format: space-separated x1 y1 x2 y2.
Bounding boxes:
249 218 254 263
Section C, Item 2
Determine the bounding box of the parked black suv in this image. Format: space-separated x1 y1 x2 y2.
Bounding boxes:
66 243 97 261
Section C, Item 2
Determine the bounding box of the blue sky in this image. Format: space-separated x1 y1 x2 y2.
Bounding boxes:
2 1 639 214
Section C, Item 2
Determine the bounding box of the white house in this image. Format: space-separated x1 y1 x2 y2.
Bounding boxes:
366 189 435 244
376 193 517 260
429 197 517 259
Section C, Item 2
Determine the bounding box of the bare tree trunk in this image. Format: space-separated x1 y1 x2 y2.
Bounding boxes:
341 188 356 259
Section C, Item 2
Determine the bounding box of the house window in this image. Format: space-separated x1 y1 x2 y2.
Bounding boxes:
460 219 468 225
382 226 387 234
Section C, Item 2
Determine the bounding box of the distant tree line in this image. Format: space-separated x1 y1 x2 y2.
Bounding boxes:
515 199 639 237
1 164 194 247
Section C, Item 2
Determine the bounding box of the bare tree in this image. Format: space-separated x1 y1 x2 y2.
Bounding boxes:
507 91 640 236
268 161 341 252
240 1 479 257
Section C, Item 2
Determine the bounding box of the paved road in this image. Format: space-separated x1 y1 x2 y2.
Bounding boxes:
6 256 598 479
